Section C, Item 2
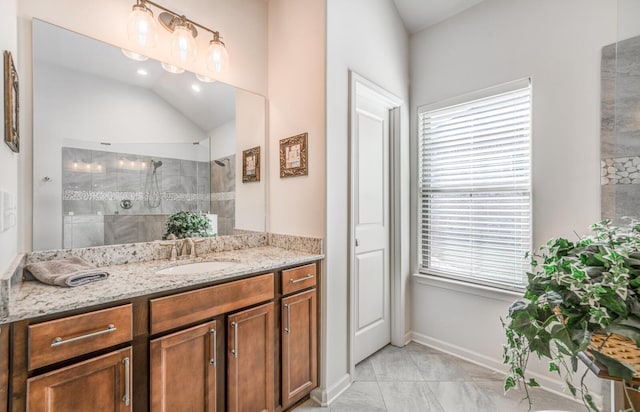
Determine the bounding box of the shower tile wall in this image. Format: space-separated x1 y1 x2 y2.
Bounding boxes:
601 36 640 222
62 147 211 247
211 155 236 236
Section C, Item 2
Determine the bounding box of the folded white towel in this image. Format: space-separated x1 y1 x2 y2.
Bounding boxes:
24 256 109 287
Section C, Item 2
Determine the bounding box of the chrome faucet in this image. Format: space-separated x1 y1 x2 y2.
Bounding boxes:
183 238 195 258
160 237 204 261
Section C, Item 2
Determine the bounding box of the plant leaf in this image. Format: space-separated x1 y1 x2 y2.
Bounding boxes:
590 351 636 382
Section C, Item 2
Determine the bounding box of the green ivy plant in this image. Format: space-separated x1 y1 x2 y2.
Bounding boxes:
503 219 640 411
163 211 214 239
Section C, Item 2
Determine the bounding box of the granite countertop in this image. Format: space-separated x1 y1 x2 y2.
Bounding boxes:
2 246 323 324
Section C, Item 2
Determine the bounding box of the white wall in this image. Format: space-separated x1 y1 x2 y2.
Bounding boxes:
235 90 266 231
209 121 236 159
0 0 19 273
322 0 409 403
267 0 326 239
410 0 616 402
16 0 268 253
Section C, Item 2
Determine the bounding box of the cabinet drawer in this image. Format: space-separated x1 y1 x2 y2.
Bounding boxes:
150 273 274 334
28 304 133 370
282 263 317 295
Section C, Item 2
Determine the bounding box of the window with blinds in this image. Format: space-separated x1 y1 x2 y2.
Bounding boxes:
418 79 532 290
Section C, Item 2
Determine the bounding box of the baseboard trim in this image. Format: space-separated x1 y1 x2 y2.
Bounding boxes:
310 373 351 406
409 331 603 408
404 331 412 346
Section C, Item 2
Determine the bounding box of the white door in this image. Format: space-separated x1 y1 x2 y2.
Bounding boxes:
350 74 398 364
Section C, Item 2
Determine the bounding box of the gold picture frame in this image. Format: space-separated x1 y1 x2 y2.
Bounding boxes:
242 146 261 183
279 133 308 178
3 51 19 153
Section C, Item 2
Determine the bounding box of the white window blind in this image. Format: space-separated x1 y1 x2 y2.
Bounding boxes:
418 80 532 290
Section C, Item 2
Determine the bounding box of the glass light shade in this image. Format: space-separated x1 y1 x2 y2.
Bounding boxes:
127 5 157 49
170 24 196 66
206 39 229 73
121 49 148 61
161 62 184 74
195 73 217 83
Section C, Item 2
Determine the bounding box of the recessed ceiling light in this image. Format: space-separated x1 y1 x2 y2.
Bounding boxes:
191 84 201 93
137 68 148 76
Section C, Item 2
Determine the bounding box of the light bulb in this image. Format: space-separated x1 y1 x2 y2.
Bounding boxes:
170 23 196 66
127 3 157 49
206 37 229 73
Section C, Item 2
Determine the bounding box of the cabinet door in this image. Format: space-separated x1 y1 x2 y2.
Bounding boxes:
27 347 132 412
281 289 317 408
228 302 274 412
150 320 218 412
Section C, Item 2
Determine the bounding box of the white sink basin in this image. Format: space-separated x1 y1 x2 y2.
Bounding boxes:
155 261 238 275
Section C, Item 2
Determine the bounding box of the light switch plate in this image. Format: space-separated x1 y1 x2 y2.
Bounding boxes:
8 192 16 229
2 191 16 232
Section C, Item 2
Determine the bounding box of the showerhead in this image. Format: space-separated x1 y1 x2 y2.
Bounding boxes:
214 158 229 167
151 160 163 173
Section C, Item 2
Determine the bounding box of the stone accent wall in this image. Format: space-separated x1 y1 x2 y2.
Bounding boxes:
601 156 640 185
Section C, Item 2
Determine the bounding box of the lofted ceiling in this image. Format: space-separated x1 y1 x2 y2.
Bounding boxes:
392 0 485 33
34 21 236 134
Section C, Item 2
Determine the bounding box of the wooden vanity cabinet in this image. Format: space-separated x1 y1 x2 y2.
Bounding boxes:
281 290 317 409
227 302 274 412
6 261 321 412
0 324 9 412
280 264 318 409
10 304 135 412
150 320 219 412
26 347 132 412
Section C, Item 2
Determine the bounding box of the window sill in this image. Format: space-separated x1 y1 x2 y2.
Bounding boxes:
411 273 524 303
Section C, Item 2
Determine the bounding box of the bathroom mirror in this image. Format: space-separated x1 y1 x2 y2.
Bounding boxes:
32 19 266 250
600 1 640 223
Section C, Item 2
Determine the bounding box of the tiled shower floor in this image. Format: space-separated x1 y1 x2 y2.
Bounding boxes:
294 342 584 412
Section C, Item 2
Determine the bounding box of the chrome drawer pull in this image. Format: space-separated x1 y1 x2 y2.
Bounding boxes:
51 324 116 347
209 328 217 366
284 304 290 334
123 356 131 406
231 322 238 358
289 274 314 284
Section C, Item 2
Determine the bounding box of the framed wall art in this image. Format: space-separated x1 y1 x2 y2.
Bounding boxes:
4 51 19 153
279 133 308 178
242 146 260 183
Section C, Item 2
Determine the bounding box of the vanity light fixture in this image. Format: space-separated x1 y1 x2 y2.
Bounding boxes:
126 0 229 74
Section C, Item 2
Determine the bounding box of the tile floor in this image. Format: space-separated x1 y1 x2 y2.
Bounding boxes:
294 342 584 412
